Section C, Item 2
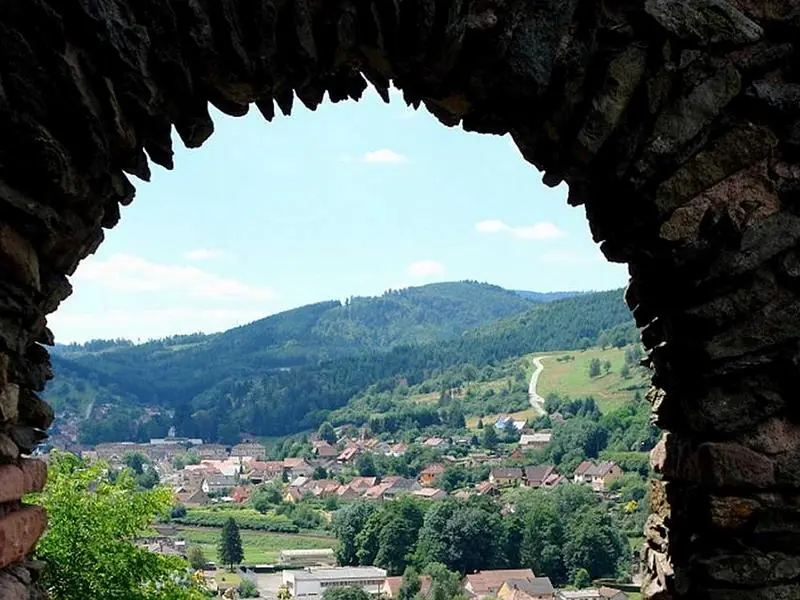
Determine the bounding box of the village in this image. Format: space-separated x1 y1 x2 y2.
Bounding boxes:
44 416 640 600
77 419 626 508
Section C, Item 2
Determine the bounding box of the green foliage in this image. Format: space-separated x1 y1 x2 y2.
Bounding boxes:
332 502 379 566
399 566 422 600
174 510 298 532
318 422 337 444
322 587 371 600
573 568 591 588
31 452 206 600
356 454 377 477
238 579 260 598
424 563 467 600
187 546 207 570
218 518 244 569
482 426 499 450
355 498 425 575
588 358 601 378
313 466 329 480
251 483 283 513
47 287 632 443
513 485 628 584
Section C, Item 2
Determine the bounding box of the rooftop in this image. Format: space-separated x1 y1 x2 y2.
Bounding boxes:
288 567 387 581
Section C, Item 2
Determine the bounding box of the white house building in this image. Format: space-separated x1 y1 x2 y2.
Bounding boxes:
282 567 387 598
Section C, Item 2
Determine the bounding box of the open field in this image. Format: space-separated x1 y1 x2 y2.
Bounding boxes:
535 347 648 413
174 526 336 564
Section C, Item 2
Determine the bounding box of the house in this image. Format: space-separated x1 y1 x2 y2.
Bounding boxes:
201 474 238 494
419 464 445 486
489 467 523 486
247 460 285 484
337 447 359 464
348 476 378 491
231 442 267 459
363 477 420 501
463 569 536 599
411 488 447 501
284 486 308 503
371 441 393 456
307 479 342 498
389 442 408 457
498 577 555 600
574 461 623 491
423 437 448 449
557 589 628 600
282 566 387 598
383 575 432 598
284 457 314 478
230 486 252 503
175 488 211 507
494 416 515 431
474 481 500 497
336 485 363 500
519 432 552 450
194 444 229 459
313 441 339 459
513 421 527 431
523 465 562 488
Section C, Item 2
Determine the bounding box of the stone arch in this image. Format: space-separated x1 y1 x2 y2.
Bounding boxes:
1 0 799 598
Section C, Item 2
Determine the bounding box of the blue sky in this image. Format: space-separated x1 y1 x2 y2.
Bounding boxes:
50 87 627 343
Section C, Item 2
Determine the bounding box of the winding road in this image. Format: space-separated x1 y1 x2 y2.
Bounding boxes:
528 356 546 414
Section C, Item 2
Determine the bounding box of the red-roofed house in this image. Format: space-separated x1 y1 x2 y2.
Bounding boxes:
464 569 536 599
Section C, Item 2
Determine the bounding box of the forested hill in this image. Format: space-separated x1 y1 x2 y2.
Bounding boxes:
45 283 633 444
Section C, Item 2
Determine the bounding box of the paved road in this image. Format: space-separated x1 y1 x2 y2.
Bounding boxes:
528 356 546 414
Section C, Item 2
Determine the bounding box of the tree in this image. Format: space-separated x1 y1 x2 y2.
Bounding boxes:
318 422 337 444
313 466 329 480
424 563 466 600
218 518 244 570
597 331 611 349
477 418 484 430
188 546 207 570
332 502 378 566
483 426 498 450
322 588 371 600
277 585 292 600
573 568 591 589
603 360 612 374
123 452 147 475
399 566 421 600
356 453 377 477
31 452 207 600
619 363 631 379
238 579 260 598
588 358 601 378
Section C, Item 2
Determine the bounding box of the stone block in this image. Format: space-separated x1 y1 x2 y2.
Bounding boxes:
695 443 775 488
0 460 46 503
0 434 20 464
0 225 40 292
644 0 762 46
17 392 53 431
0 505 47 570
0 570 28 600
744 418 800 456
0 384 19 423
708 495 761 529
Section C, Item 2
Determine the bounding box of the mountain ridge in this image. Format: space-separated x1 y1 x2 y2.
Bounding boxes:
44 281 633 445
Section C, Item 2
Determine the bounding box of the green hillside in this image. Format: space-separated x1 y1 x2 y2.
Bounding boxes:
45 283 635 444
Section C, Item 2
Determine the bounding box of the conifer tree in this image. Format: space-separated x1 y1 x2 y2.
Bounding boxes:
218 517 244 570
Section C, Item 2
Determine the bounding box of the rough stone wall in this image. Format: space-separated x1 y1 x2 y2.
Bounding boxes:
0 0 799 598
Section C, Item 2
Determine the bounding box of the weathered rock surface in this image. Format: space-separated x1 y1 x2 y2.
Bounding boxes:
0 0 798 598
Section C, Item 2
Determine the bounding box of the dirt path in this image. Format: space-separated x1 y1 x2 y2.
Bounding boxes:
528 356 546 414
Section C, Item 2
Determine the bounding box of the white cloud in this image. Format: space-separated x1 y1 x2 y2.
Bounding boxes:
539 250 605 266
406 260 445 279
475 220 566 241
72 253 277 302
360 149 408 164
49 308 269 344
184 248 227 261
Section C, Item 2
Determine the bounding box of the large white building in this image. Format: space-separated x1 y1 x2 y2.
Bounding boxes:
282 567 388 598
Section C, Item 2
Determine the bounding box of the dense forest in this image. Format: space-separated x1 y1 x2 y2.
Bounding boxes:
44 282 634 444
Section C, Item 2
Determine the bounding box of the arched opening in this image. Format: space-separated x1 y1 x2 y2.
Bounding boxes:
1 1 799 598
